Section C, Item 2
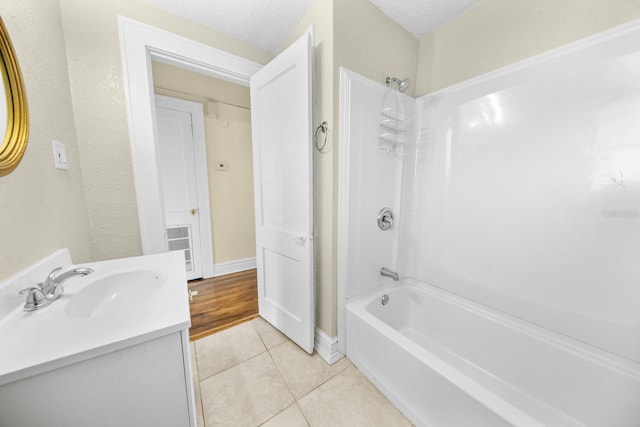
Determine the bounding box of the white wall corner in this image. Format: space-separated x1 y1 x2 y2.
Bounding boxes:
214 257 256 277
314 328 344 365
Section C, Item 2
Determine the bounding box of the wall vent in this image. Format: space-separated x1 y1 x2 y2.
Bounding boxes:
167 225 194 272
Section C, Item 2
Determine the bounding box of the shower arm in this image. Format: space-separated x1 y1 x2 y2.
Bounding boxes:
385 76 411 93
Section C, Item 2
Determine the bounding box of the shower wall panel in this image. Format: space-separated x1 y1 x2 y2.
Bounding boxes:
399 23 640 363
339 69 414 300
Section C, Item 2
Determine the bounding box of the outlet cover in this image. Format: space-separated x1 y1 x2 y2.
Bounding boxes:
52 140 69 170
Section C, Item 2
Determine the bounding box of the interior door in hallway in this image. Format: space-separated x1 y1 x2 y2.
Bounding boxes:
155 95 214 281
250 29 315 353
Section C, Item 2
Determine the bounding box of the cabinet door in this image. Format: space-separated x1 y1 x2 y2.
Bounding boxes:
0 333 193 427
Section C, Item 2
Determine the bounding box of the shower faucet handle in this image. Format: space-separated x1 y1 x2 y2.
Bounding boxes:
377 208 394 230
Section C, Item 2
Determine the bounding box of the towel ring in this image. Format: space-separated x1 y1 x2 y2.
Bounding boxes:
314 121 328 152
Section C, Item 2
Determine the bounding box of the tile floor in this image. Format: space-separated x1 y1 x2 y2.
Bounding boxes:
190 317 413 427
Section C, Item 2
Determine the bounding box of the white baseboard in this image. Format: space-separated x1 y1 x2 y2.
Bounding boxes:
314 328 344 365
214 257 256 277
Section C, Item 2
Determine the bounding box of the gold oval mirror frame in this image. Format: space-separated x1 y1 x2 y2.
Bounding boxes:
0 17 28 177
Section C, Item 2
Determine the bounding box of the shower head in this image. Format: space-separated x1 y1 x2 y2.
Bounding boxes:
385 76 411 93
397 78 411 93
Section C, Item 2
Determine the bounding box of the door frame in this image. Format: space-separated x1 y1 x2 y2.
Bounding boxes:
155 95 214 279
118 16 261 266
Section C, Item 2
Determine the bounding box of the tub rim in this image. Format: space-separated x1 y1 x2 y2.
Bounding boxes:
346 278 640 426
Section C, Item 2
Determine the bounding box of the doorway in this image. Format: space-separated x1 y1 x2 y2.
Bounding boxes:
152 62 259 336
155 94 213 280
119 17 315 353
152 63 257 279
117 16 261 257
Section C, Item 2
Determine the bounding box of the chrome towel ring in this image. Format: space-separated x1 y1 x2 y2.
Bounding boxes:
314 121 328 152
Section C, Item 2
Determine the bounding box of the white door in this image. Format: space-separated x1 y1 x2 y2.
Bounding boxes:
250 29 315 353
155 95 214 281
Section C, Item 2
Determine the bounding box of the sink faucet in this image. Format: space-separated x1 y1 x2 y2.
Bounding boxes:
41 267 94 297
380 267 399 281
19 266 94 311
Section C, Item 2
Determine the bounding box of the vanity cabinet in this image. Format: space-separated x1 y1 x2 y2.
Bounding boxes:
0 330 195 427
0 250 196 427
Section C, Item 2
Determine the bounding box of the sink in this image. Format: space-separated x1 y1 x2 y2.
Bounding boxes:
0 251 194 426
65 269 165 318
0 251 189 388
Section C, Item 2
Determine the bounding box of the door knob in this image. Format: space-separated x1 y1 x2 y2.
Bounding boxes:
190 208 197 215
295 235 307 244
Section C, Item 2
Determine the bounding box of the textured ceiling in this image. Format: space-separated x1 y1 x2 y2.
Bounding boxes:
141 0 480 54
141 0 313 53
369 0 481 38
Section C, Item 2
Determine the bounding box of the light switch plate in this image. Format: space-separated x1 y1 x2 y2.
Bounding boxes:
215 161 228 171
52 140 69 170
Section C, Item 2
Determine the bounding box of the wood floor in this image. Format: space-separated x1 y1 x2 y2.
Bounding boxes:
187 269 259 341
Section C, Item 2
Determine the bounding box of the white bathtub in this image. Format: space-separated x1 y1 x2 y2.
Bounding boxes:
346 279 640 427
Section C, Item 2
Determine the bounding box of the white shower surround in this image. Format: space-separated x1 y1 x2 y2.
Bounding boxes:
339 20 640 426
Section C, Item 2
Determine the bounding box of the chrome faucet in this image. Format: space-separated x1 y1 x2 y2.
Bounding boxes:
380 267 399 281
19 266 94 311
41 267 94 297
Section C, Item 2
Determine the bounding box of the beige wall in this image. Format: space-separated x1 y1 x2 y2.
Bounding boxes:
0 0 93 279
58 0 272 263
205 103 255 263
282 0 335 335
152 62 256 264
416 0 640 96
333 0 418 98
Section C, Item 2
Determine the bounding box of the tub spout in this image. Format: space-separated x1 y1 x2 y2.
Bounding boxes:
380 267 399 281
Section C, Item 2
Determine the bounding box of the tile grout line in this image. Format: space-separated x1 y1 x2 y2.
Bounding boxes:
259 325 350 426
257 401 311 427
197 347 269 383
252 317 270 349
197 320 357 426
196 321 286 427
262 330 295 397
294 401 312 427
253 319 353 402
289 358 354 403
262 347 299 424
195 321 270 382
253 320 302 426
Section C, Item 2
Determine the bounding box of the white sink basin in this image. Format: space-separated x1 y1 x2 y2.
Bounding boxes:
0 251 189 387
65 270 165 318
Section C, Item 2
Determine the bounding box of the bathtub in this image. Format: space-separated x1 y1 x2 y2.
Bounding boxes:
345 278 640 427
